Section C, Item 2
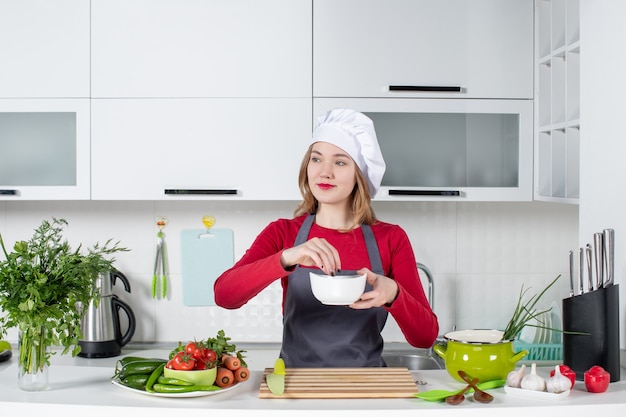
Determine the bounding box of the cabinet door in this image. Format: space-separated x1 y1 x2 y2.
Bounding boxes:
0 0 89 98
314 98 533 201
91 99 311 200
91 0 312 98
314 0 533 99
0 99 90 200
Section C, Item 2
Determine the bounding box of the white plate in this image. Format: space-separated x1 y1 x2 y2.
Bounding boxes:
111 378 245 398
504 385 570 400
540 311 552 344
519 320 537 344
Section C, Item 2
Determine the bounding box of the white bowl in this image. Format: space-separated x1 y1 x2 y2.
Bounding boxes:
309 272 366 305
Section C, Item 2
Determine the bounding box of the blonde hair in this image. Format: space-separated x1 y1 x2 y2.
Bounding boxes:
294 145 377 228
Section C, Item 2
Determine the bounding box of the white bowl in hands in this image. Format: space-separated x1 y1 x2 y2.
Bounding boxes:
309 272 366 305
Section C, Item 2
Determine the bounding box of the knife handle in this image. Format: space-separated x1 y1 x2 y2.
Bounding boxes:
593 233 604 290
568 250 574 297
603 229 614 287
586 244 593 292
569 251 574 297
579 248 584 295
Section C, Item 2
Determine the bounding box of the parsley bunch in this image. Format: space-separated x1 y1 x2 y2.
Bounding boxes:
0 218 128 371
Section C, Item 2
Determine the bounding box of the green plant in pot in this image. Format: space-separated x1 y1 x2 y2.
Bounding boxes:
0 218 128 391
434 275 561 383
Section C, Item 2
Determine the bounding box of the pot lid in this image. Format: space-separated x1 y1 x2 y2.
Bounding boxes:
443 329 506 344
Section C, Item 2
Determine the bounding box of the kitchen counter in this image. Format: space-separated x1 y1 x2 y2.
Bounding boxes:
1 346 625 417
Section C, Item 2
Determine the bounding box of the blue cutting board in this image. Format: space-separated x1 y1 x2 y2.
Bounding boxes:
181 228 234 306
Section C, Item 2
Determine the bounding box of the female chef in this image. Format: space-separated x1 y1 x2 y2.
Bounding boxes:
214 108 438 367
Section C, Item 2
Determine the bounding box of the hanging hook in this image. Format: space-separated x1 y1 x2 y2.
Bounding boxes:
198 215 216 239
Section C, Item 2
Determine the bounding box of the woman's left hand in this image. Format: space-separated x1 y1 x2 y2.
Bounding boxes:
350 268 398 309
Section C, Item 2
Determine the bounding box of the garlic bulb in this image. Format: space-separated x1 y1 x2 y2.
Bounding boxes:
506 364 526 388
521 363 546 391
547 364 571 393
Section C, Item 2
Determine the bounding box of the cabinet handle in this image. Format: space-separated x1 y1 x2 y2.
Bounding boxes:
164 189 238 196
389 190 461 197
389 85 462 92
0 189 19 196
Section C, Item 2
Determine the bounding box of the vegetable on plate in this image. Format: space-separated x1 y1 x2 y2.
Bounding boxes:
112 329 249 395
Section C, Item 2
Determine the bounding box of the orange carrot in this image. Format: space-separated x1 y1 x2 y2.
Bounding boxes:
216 367 234 388
234 366 249 382
222 354 241 371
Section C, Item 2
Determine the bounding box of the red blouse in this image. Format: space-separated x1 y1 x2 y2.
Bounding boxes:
214 214 438 348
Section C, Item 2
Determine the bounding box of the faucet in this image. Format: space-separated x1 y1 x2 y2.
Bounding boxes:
417 262 445 360
417 262 434 311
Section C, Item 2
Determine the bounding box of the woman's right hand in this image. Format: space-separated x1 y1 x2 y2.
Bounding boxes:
280 237 341 275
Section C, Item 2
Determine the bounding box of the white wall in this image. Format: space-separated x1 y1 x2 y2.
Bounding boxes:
0 200 577 345
580 0 626 350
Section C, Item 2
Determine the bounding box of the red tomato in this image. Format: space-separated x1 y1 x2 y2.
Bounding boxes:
204 349 217 365
584 365 610 393
172 352 196 371
192 348 217 369
549 364 576 389
185 342 201 359
165 359 176 369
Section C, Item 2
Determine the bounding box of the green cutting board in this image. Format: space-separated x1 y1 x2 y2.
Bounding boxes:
180 228 234 306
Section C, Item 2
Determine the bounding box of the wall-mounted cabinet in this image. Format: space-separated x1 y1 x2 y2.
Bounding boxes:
315 98 534 201
91 0 311 98
91 99 310 200
89 0 313 201
314 0 533 99
0 0 89 98
534 0 580 203
0 99 91 200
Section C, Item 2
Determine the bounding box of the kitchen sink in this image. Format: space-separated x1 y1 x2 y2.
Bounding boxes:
382 348 444 370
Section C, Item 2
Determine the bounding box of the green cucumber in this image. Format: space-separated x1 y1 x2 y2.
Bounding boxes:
116 359 167 379
120 374 150 390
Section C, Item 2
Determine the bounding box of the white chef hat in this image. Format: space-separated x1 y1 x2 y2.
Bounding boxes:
310 108 386 197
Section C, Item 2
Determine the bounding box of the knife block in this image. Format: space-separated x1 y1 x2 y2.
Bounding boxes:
562 284 620 382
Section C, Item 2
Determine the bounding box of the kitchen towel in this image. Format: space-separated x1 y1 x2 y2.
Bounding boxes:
180 228 234 306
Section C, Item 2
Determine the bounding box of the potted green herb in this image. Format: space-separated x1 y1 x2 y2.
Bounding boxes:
0 218 128 391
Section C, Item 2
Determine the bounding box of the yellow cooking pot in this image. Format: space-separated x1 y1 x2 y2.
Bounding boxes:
433 329 528 383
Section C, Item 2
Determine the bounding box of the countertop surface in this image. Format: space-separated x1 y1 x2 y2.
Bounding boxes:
1 346 625 417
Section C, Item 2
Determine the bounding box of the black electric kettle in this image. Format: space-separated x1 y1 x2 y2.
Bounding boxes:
78 269 136 358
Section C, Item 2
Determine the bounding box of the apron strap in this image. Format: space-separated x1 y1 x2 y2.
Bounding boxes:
294 213 316 246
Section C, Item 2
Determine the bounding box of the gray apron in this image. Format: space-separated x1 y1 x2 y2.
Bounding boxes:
279 214 388 367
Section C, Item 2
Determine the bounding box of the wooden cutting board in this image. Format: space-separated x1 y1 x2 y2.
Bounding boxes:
258 367 419 399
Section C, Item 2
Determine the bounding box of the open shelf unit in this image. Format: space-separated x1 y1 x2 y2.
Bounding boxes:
534 0 580 204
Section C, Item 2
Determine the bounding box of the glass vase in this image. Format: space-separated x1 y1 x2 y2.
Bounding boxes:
17 325 49 391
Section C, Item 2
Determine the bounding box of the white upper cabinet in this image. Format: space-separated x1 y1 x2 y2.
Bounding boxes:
91 0 312 98
0 0 90 98
315 97 534 201
313 0 533 99
91 99 310 200
0 99 91 200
